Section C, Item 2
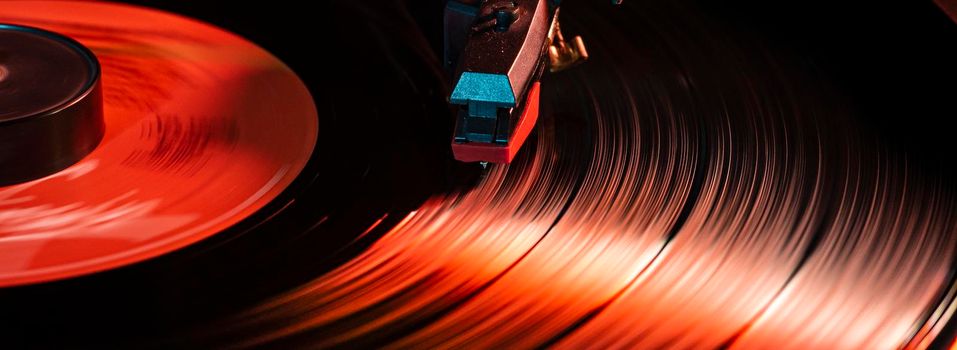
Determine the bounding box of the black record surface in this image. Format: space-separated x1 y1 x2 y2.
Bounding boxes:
1 1 957 349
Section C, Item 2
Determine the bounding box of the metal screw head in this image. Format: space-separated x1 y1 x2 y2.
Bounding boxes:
474 1 519 33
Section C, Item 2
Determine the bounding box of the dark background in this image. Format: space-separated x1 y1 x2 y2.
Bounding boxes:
122 0 957 178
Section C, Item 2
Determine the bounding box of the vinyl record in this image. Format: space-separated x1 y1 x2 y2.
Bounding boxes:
0 1 318 286
195 2 957 349
2 1 957 349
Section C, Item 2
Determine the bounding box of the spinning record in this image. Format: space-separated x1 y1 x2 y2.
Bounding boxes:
0 1 318 286
198 2 957 349
2 1 957 349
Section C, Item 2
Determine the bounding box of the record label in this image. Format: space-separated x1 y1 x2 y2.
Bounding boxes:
0 1 318 286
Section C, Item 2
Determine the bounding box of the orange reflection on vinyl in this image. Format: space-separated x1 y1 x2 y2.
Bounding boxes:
0 1 318 286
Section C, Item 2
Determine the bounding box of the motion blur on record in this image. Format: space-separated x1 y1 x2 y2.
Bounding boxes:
1 1 957 349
